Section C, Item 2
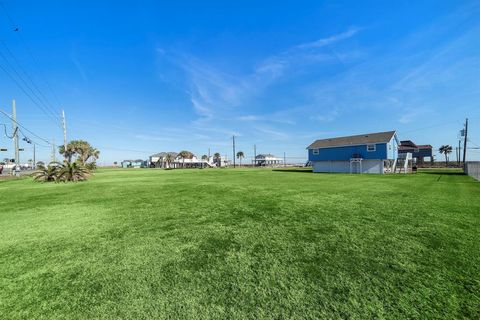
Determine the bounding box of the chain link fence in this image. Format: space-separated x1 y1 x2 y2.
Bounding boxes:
464 162 480 181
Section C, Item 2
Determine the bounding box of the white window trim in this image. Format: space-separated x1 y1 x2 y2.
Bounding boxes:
313 149 319 155
367 144 376 152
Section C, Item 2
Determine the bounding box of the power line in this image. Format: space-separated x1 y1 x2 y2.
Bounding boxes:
97 146 159 154
0 61 62 127
0 54 61 127
0 41 62 122
0 109 51 145
0 122 17 139
0 1 64 108
401 120 463 134
17 128 50 148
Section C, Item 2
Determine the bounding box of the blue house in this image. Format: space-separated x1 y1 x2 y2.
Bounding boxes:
121 159 147 168
307 131 399 174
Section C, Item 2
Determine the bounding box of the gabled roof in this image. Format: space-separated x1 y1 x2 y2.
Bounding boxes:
400 140 418 148
150 152 178 158
255 154 276 159
307 131 396 149
399 141 433 151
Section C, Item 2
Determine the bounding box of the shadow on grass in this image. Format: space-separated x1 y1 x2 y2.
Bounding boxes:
419 171 465 176
272 168 313 174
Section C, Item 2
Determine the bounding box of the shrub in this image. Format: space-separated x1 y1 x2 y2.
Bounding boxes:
85 162 97 171
32 160 90 183
31 162 61 182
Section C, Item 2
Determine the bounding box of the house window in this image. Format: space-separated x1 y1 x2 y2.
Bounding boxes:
313 149 319 155
367 144 376 152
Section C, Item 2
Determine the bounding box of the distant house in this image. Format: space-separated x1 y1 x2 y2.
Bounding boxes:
253 154 282 167
121 159 147 168
172 154 215 168
213 155 230 167
149 152 178 168
399 141 433 164
307 131 399 174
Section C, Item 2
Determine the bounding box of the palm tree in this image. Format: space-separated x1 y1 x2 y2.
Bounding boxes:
164 153 174 169
213 152 221 167
178 150 193 168
439 145 453 166
57 160 90 182
59 140 100 165
236 151 244 167
58 144 76 162
31 162 61 182
87 148 100 164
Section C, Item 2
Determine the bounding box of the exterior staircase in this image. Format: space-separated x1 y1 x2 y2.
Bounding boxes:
393 153 412 173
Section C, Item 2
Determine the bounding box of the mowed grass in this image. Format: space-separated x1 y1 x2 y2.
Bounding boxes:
0 168 479 319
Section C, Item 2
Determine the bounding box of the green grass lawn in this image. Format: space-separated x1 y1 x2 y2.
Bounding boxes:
1 168 479 319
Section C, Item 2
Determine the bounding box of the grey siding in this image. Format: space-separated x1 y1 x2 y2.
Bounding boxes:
312 160 384 174
464 162 480 181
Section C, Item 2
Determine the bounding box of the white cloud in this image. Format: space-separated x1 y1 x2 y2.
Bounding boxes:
156 27 362 127
134 134 175 142
398 108 433 124
256 127 289 140
238 115 260 121
295 27 361 50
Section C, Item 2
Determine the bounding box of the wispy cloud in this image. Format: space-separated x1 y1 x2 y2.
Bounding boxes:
256 127 290 140
71 56 88 82
134 134 176 142
149 6 479 160
238 115 260 121
255 27 361 80
295 27 361 49
398 107 433 124
156 27 363 128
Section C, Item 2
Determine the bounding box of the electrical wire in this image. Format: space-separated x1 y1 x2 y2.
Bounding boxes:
0 41 62 122
0 61 61 127
0 109 51 145
0 1 64 108
0 123 17 138
18 128 50 147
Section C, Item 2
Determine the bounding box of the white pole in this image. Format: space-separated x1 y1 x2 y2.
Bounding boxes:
52 138 56 163
62 109 67 160
12 100 20 175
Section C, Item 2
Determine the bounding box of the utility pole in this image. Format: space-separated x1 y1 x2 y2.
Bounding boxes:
253 144 256 167
232 135 236 168
463 118 468 164
62 109 67 160
51 138 56 163
458 140 461 166
33 144 36 169
284 152 286 167
12 100 19 174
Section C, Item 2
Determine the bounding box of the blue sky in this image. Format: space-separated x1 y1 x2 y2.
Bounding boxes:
0 0 479 164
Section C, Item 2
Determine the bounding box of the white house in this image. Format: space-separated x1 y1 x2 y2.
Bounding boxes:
253 154 283 167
